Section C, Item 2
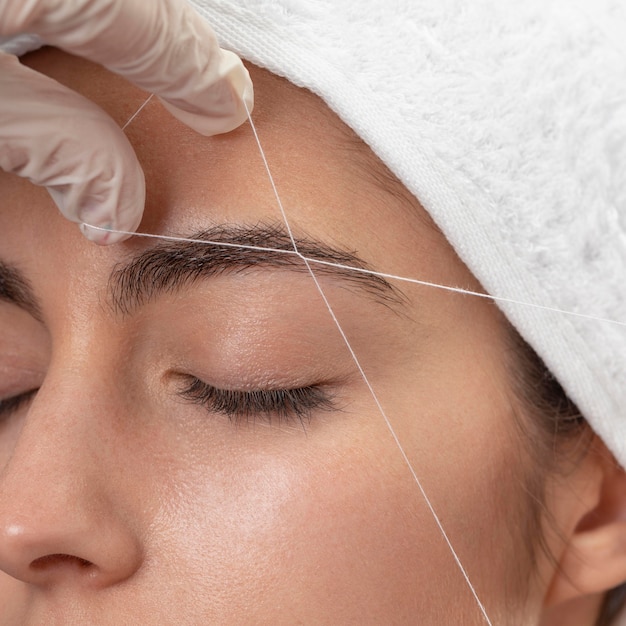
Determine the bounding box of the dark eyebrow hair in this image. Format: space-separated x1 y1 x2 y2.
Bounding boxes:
0 261 41 319
109 223 406 315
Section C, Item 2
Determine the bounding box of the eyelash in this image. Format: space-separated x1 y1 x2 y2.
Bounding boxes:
0 382 337 426
0 389 38 420
178 377 335 425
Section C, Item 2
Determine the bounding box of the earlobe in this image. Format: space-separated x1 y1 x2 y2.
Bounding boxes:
549 520 626 605
545 449 626 607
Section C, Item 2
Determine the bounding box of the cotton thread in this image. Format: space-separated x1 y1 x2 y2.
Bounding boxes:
244 101 492 626
121 93 154 131
86 226 625 329
88 89 622 626
92 89 496 625
105 92 626 329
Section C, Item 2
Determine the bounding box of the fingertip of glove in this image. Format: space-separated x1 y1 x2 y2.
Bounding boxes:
78 181 145 245
80 222 133 245
79 205 143 244
160 50 254 137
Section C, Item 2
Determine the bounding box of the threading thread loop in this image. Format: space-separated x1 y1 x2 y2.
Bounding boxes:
242 99 494 626
90 90 622 625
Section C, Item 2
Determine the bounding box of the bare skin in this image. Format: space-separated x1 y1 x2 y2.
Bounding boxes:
0 48 624 625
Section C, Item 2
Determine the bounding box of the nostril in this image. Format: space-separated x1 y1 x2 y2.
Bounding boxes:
30 553 94 572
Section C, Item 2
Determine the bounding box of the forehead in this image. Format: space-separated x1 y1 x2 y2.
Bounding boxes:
2 47 477 297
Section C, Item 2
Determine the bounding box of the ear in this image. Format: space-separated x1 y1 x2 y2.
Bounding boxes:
545 444 626 608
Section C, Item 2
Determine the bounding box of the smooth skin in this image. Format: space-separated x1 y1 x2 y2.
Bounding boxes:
0 48 625 625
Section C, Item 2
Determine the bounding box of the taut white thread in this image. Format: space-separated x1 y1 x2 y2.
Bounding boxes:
241 100 494 625
122 93 154 131
86 226 625 329
109 94 625 330
305 259 626 328
97 91 623 624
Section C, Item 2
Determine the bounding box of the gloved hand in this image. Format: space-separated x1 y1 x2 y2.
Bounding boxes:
0 0 254 244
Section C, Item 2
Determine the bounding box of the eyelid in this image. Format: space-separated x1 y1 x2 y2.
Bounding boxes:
0 388 38 420
176 376 336 425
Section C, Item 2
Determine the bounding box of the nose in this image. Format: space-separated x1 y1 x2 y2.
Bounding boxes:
0 377 143 589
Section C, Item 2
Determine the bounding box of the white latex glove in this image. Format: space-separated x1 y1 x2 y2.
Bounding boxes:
0 0 254 244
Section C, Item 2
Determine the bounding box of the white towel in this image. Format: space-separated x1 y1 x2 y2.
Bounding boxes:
186 0 626 467
3 1 625 468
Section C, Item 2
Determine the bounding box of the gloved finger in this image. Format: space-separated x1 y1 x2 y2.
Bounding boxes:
0 52 144 244
0 0 254 136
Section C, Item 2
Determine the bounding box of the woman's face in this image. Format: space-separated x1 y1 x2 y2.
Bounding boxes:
0 49 563 624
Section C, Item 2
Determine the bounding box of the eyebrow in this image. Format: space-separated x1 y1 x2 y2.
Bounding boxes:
109 223 406 315
0 261 41 319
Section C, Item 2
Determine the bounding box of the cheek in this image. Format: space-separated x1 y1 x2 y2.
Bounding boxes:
145 440 425 620
140 400 521 624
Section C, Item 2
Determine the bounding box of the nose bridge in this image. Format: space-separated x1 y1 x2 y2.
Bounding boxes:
4 351 113 488
0 353 143 588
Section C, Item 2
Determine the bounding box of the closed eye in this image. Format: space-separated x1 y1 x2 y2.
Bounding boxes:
177 377 336 426
0 388 38 420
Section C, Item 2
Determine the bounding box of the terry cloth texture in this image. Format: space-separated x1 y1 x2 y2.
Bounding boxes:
2 2 625 468
188 0 626 464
